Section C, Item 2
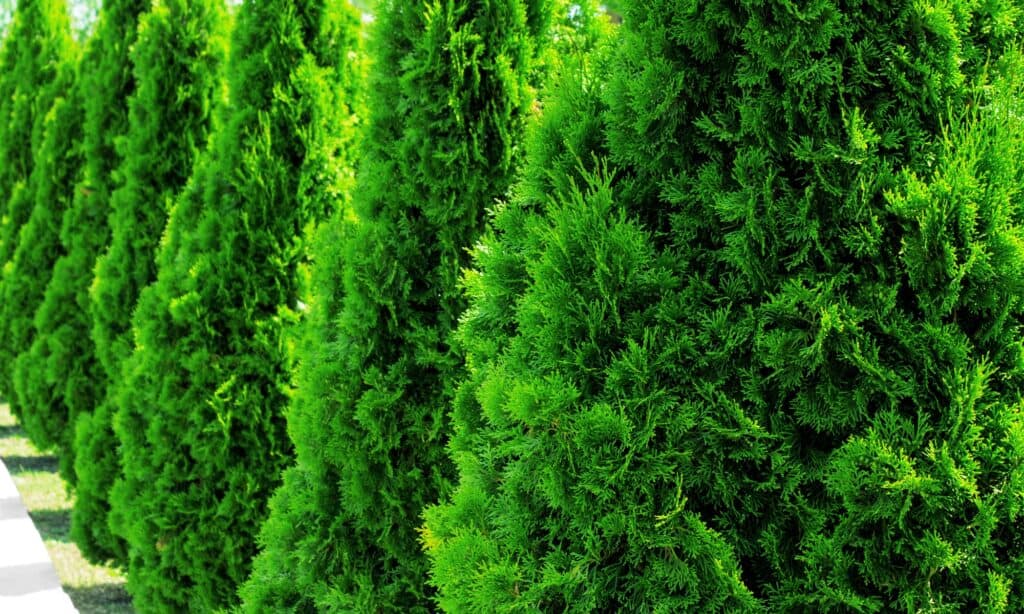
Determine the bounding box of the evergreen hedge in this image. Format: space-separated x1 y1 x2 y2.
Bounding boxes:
108 0 363 609
423 1 1024 610
12 0 146 482
239 1 556 610
0 0 76 411
71 0 228 566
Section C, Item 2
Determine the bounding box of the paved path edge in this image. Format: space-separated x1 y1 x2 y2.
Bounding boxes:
0 457 78 613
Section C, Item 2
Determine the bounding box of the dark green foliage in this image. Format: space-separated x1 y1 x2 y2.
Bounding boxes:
12 0 146 483
239 1 555 610
71 0 228 566
108 0 363 609
0 0 76 410
424 1 1024 611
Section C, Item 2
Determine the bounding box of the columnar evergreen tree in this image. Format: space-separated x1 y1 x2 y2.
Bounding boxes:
239 1 557 610
12 0 146 481
424 1 1024 611
3 65 81 443
71 0 228 566
0 0 76 409
108 0 363 609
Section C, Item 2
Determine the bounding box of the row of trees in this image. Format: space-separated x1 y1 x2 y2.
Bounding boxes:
3 0 1024 611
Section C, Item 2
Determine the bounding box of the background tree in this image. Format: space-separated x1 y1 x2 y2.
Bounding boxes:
239 1 563 610
108 0 364 609
71 0 228 567
0 0 76 413
423 1 1024 611
12 0 146 483
2 63 81 448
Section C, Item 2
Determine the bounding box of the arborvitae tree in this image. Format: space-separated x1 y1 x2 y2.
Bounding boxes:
71 0 228 566
12 0 146 482
0 0 76 408
424 1 1024 611
238 1 559 610
108 0 363 609
3 66 81 445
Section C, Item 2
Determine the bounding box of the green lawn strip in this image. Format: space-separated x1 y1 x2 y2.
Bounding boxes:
0 403 133 613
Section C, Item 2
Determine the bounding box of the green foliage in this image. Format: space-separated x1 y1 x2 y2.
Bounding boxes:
12 0 146 484
0 0 76 411
783 61 1024 613
239 1 557 610
3 69 81 448
71 0 228 567
424 1 1024 611
108 0 364 609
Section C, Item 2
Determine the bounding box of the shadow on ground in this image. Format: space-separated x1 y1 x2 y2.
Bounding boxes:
28 508 71 543
3 455 60 474
65 584 134 614
0 423 19 439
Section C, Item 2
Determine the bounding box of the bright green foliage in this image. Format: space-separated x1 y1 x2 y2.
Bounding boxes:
71 0 228 566
3 69 81 444
424 1 1024 611
0 0 76 409
239 1 557 610
108 0 364 609
12 0 146 483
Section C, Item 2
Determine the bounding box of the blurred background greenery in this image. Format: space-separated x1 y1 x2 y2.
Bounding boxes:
0 1 621 41
0 0 99 39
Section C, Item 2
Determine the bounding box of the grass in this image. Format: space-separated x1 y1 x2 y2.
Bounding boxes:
0 402 134 613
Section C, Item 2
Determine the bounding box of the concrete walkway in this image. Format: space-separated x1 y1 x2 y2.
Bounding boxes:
0 458 77 613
